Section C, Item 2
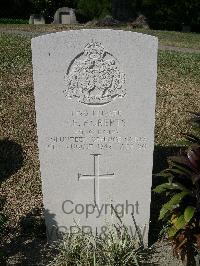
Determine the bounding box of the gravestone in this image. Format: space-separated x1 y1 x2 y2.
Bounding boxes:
53 7 77 24
32 29 158 243
29 14 45 25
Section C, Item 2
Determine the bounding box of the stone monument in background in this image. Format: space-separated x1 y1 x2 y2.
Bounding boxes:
29 14 45 25
53 7 77 24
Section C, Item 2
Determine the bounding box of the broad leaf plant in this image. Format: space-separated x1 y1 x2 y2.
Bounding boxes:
154 112 200 264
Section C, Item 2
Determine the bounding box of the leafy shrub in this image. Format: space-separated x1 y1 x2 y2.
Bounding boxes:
77 0 111 21
0 0 33 19
154 112 200 265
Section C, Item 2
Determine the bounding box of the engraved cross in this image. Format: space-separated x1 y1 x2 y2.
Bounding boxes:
78 154 114 206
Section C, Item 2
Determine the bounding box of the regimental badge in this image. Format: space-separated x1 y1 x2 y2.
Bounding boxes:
64 41 126 106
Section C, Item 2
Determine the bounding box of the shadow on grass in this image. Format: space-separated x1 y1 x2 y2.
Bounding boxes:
149 144 181 246
0 138 24 182
0 139 59 265
0 138 24 264
1 208 58 265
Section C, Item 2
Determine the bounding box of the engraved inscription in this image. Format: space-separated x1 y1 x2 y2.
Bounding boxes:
78 154 114 205
47 109 148 152
64 42 126 105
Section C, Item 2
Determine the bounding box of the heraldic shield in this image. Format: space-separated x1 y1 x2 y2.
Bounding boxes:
64 41 126 106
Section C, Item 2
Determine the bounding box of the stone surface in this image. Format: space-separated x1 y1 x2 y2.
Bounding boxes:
53 7 77 24
29 14 45 25
31 29 158 243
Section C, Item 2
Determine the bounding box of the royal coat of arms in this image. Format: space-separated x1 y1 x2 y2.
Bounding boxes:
64 41 126 105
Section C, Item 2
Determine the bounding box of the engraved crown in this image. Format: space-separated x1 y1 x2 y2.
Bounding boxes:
84 42 105 60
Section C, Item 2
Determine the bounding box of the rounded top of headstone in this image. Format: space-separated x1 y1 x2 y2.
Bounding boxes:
31 29 158 44
55 6 74 13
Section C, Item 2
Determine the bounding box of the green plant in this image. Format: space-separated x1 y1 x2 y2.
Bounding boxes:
154 112 200 265
49 210 152 266
49 225 151 266
77 0 111 21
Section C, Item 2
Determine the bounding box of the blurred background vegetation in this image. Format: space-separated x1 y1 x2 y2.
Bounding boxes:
0 0 200 32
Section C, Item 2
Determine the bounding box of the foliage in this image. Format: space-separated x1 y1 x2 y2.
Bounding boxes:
49 223 151 265
32 0 111 23
142 0 200 31
77 0 111 21
32 0 77 22
111 0 135 21
1 0 199 31
0 18 28 24
111 0 200 31
154 112 200 264
49 207 151 265
0 0 33 19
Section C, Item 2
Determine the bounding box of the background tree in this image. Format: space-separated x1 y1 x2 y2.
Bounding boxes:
0 0 199 32
111 0 200 31
32 0 77 22
111 0 133 21
174 0 200 30
0 0 33 19
77 0 111 21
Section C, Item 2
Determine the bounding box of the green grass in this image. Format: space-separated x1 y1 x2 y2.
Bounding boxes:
0 33 42 242
131 28 200 50
0 24 200 50
158 51 200 82
0 32 200 264
0 18 28 24
0 33 31 74
155 51 200 146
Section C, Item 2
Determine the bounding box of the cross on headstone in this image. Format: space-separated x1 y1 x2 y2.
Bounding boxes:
78 154 115 206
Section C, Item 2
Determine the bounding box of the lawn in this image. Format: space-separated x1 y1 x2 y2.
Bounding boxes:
0 24 200 50
0 31 200 264
132 28 200 50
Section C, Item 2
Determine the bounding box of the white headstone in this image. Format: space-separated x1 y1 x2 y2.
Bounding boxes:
32 29 158 243
53 7 77 24
61 13 70 24
29 14 45 25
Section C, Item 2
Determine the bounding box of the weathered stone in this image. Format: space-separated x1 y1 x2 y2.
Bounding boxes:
53 7 77 24
32 29 158 244
29 14 45 25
